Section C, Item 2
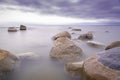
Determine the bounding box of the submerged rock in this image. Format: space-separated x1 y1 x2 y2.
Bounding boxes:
53 31 71 40
0 49 18 72
66 47 120 80
78 32 93 40
50 37 83 61
105 41 120 50
72 28 81 31
17 52 40 60
86 41 105 47
8 27 17 32
20 25 27 30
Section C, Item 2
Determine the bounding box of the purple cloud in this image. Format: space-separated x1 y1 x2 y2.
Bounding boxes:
0 0 120 19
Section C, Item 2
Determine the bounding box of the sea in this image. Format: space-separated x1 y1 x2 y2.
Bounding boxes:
0 25 120 80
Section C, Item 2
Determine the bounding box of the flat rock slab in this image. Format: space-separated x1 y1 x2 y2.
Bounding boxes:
98 47 120 70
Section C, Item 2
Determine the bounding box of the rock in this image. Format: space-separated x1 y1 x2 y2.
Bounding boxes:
72 28 81 31
78 32 93 40
66 61 84 72
8 27 17 32
50 37 83 61
66 47 120 80
53 31 71 40
86 41 105 47
17 52 40 60
105 41 120 50
20 25 27 30
105 31 109 32
0 49 18 72
68 27 72 29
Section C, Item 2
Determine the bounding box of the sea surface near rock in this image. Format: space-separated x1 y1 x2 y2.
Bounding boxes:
0 25 120 80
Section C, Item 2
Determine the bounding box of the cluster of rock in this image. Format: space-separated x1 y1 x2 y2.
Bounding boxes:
66 41 120 80
3 26 120 80
66 47 120 80
51 28 120 80
50 31 83 61
8 25 27 32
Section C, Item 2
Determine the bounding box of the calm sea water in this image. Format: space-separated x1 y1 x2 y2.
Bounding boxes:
0 25 120 80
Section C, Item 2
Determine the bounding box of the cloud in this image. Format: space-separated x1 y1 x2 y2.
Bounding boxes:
0 0 120 20
0 9 103 25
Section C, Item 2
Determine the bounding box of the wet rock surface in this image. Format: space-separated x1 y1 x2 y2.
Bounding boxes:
53 31 71 40
105 41 120 50
50 37 83 61
98 47 120 70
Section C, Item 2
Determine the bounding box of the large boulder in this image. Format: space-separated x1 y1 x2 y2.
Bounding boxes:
8 27 17 32
53 31 71 40
105 41 120 50
50 37 83 61
78 32 93 40
20 25 27 30
66 47 120 80
0 49 18 72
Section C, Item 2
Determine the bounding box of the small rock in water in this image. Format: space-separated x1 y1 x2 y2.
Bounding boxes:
78 32 93 40
86 41 105 47
20 25 27 30
72 28 81 31
8 27 17 32
68 27 72 29
17 52 40 60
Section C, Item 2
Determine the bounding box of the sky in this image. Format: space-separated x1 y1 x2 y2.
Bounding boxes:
0 0 120 25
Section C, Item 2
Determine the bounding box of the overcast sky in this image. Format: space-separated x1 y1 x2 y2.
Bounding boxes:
0 0 120 25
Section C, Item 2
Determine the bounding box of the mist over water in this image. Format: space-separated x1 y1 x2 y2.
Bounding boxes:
0 25 120 80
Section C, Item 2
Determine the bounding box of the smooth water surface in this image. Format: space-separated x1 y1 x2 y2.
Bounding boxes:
0 25 120 80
